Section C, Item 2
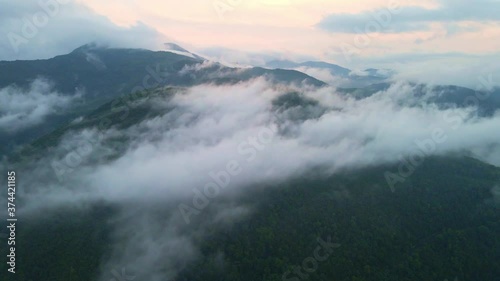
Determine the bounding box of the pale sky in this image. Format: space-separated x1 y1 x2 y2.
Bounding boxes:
1 0 499 86
75 0 500 58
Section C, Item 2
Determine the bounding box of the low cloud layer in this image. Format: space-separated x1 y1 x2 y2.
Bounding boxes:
294 66 351 86
8 77 500 280
326 51 500 89
0 78 76 133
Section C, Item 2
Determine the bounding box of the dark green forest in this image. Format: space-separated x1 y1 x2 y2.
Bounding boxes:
2 156 499 281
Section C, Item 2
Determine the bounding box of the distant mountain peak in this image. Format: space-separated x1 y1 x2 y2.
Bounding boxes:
71 43 109 53
164 43 205 60
164 43 190 53
265 60 350 74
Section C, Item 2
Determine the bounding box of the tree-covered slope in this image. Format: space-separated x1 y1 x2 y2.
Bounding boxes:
1 156 499 281
177 156 500 281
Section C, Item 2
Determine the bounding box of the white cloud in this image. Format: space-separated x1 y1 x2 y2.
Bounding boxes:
294 66 350 86
0 78 76 133
11 78 500 280
0 0 167 61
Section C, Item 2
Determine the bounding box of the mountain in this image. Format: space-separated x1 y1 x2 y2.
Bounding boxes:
266 60 352 76
0 44 324 156
4 90 500 280
265 59 393 87
177 156 500 281
164 42 206 60
338 83 500 117
0 44 324 95
3 81 500 281
1 45 500 281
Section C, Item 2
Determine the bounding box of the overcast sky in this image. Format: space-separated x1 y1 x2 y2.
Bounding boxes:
1 0 499 86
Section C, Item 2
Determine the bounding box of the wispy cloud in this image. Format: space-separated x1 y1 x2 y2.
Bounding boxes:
0 78 76 133
318 0 500 34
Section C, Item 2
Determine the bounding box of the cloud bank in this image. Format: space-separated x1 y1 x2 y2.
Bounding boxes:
0 0 167 61
7 78 500 280
0 78 76 133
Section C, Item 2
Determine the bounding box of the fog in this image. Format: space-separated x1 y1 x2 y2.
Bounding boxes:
7 76 500 280
0 78 77 133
